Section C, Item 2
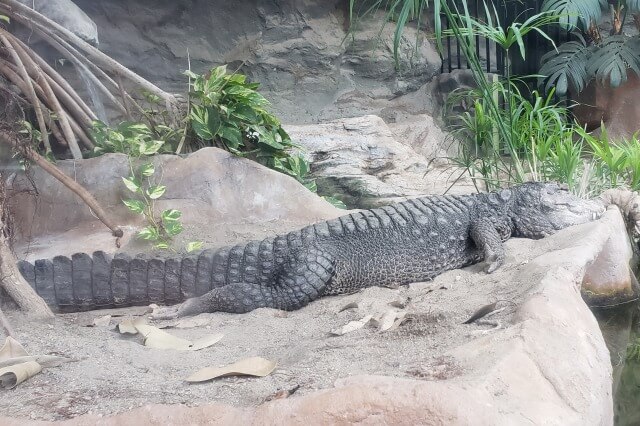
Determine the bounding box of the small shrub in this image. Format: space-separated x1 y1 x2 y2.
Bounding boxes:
185 66 312 186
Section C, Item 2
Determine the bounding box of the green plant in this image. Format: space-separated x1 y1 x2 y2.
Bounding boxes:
431 0 561 190
626 337 640 362
539 0 640 95
91 121 202 252
185 65 347 207
578 125 640 191
186 66 310 183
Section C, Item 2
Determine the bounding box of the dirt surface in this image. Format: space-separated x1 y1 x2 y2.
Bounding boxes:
1 236 544 422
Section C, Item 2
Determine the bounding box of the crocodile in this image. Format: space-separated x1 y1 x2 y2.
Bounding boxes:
16 182 605 318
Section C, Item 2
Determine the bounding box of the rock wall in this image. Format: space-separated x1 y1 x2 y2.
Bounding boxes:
64 0 441 124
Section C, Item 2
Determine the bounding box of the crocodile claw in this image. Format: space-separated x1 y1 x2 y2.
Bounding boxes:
150 305 181 320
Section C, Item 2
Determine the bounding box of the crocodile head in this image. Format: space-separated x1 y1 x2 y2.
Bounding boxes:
505 182 605 239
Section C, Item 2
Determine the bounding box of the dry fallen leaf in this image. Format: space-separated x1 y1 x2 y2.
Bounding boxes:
463 302 498 324
135 323 193 350
0 361 41 389
388 298 410 309
329 315 373 336
189 334 224 351
186 357 277 383
117 318 140 334
338 302 358 313
375 309 406 332
118 318 222 351
0 355 71 369
92 315 112 327
0 337 28 360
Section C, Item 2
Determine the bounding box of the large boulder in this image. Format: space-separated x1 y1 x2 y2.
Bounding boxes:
286 114 470 208
9 148 343 260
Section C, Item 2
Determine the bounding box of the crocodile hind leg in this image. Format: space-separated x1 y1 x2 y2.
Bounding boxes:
470 218 507 274
152 248 335 319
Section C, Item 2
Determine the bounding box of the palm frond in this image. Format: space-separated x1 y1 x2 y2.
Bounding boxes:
588 35 640 87
541 0 603 30
539 38 591 95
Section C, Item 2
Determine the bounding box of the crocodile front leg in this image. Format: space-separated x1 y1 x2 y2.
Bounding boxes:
470 218 506 274
152 248 335 319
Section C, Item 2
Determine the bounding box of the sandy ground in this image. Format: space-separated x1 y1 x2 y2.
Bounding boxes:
0 236 547 422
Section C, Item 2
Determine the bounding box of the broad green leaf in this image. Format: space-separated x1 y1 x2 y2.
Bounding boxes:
154 242 170 250
110 131 125 143
122 199 145 214
231 104 259 123
146 185 166 199
303 180 318 192
164 221 184 237
220 125 243 149
161 209 182 221
323 196 347 209
140 163 155 177
186 241 204 253
541 0 602 30
138 226 160 241
120 122 151 134
539 39 590 96
183 69 199 79
226 74 246 84
141 140 165 155
0 15 10 24
190 106 216 140
255 127 285 150
122 177 141 193
212 65 227 80
588 36 640 88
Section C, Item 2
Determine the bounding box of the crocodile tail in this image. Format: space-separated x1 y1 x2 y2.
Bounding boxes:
15 246 248 313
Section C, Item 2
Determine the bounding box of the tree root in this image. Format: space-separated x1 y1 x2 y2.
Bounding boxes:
0 130 123 237
0 0 180 158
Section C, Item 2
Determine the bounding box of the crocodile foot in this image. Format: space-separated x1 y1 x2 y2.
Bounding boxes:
151 297 210 319
150 304 181 320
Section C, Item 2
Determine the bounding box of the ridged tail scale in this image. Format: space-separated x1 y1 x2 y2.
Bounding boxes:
15 234 289 312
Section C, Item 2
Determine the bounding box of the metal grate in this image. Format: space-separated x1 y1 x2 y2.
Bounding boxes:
439 0 571 77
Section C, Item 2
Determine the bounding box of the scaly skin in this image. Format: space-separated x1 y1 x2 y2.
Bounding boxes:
17 182 605 317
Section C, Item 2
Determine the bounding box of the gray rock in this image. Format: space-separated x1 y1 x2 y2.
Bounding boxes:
69 0 440 124
342 17 441 95
10 148 342 260
286 115 472 208
15 0 98 45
